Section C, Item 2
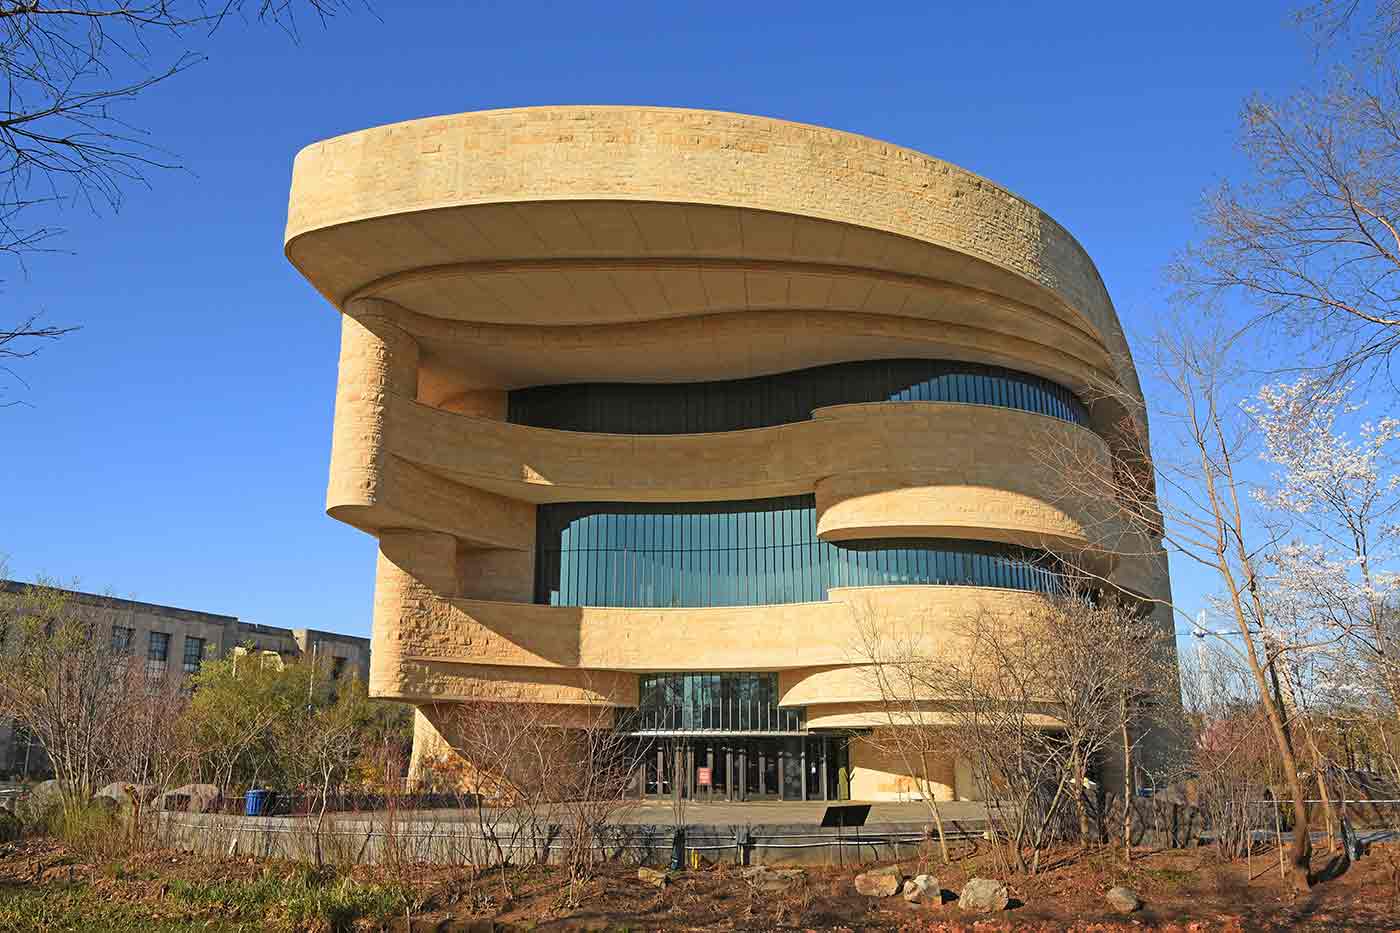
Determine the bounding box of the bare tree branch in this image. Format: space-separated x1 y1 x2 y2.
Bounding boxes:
0 0 366 393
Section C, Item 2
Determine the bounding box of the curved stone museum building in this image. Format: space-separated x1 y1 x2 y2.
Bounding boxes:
286 106 1173 801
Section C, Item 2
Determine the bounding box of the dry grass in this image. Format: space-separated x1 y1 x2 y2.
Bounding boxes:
3 835 1400 930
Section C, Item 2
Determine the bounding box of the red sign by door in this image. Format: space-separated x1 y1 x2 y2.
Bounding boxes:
696 767 713 787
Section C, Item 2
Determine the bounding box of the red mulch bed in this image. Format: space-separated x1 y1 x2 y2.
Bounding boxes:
3 835 1399 930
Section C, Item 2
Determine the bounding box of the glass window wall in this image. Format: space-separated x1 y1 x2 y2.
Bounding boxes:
536 496 1067 608
633 672 804 733
508 358 1089 434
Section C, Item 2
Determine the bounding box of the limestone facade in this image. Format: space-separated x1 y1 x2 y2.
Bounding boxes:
286 106 1176 801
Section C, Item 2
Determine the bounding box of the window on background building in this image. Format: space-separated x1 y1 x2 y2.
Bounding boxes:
182 636 205 675
110 626 134 654
146 631 169 677
331 657 347 680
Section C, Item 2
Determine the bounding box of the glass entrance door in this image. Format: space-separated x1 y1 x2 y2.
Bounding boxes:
634 735 848 801
782 738 805 799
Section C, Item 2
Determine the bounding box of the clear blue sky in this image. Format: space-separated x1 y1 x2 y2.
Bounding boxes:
1 1 1317 638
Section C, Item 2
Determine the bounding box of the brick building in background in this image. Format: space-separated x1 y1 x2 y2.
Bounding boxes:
0 581 371 777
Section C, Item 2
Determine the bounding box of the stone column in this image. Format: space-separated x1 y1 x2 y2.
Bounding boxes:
370 529 459 706
327 298 419 517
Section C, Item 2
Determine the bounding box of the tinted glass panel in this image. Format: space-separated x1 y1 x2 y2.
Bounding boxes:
509 359 1089 433
536 496 1067 607
634 672 804 733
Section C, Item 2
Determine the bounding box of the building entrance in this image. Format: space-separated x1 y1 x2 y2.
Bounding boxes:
633 734 849 802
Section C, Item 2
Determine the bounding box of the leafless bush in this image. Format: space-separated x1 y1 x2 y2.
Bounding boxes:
427 689 643 905
0 579 192 816
854 588 1178 873
1182 647 1280 861
550 704 644 904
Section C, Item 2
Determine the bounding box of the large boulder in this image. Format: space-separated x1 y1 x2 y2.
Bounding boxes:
1105 886 1141 913
854 865 904 897
94 783 155 813
903 874 937 903
637 867 670 888
959 877 1010 912
158 783 221 814
17 780 62 824
742 865 806 893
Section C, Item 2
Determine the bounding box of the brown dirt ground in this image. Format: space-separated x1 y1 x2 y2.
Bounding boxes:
4 836 1400 931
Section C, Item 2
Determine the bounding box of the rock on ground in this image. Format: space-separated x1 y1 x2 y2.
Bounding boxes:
17 780 62 824
903 874 937 903
1106 885 1141 913
741 865 806 893
158 783 221 814
854 865 903 897
93 783 154 814
959 877 1010 912
637 867 670 888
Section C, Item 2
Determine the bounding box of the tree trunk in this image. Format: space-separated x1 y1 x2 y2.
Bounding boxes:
918 750 950 862
1122 706 1133 866
1307 735 1337 855
1072 748 1091 850
1253 641 1312 890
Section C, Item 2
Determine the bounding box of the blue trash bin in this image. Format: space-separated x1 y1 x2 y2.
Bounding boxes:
245 789 270 816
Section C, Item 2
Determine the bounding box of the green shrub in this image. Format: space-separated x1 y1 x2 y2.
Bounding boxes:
0 885 234 933
0 865 411 933
168 864 411 932
44 803 122 860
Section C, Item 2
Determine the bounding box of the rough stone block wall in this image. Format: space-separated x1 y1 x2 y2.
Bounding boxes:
287 106 1178 798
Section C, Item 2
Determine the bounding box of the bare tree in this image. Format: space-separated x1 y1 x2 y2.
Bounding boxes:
425 686 645 902
0 313 74 403
1296 0 1400 52
0 578 161 813
550 704 643 904
1041 327 1316 889
855 585 1179 870
1175 1 1400 381
1024 590 1178 861
855 603 1074 875
852 607 956 862
0 0 364 388
436 691 566 897
279 675 377 866
1180 643 1283 862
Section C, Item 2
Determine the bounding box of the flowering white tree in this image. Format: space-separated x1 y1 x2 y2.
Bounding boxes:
1250 377 1400 784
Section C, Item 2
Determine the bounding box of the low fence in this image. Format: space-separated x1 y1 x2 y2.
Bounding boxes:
207 791 465 817
155 811 995 868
